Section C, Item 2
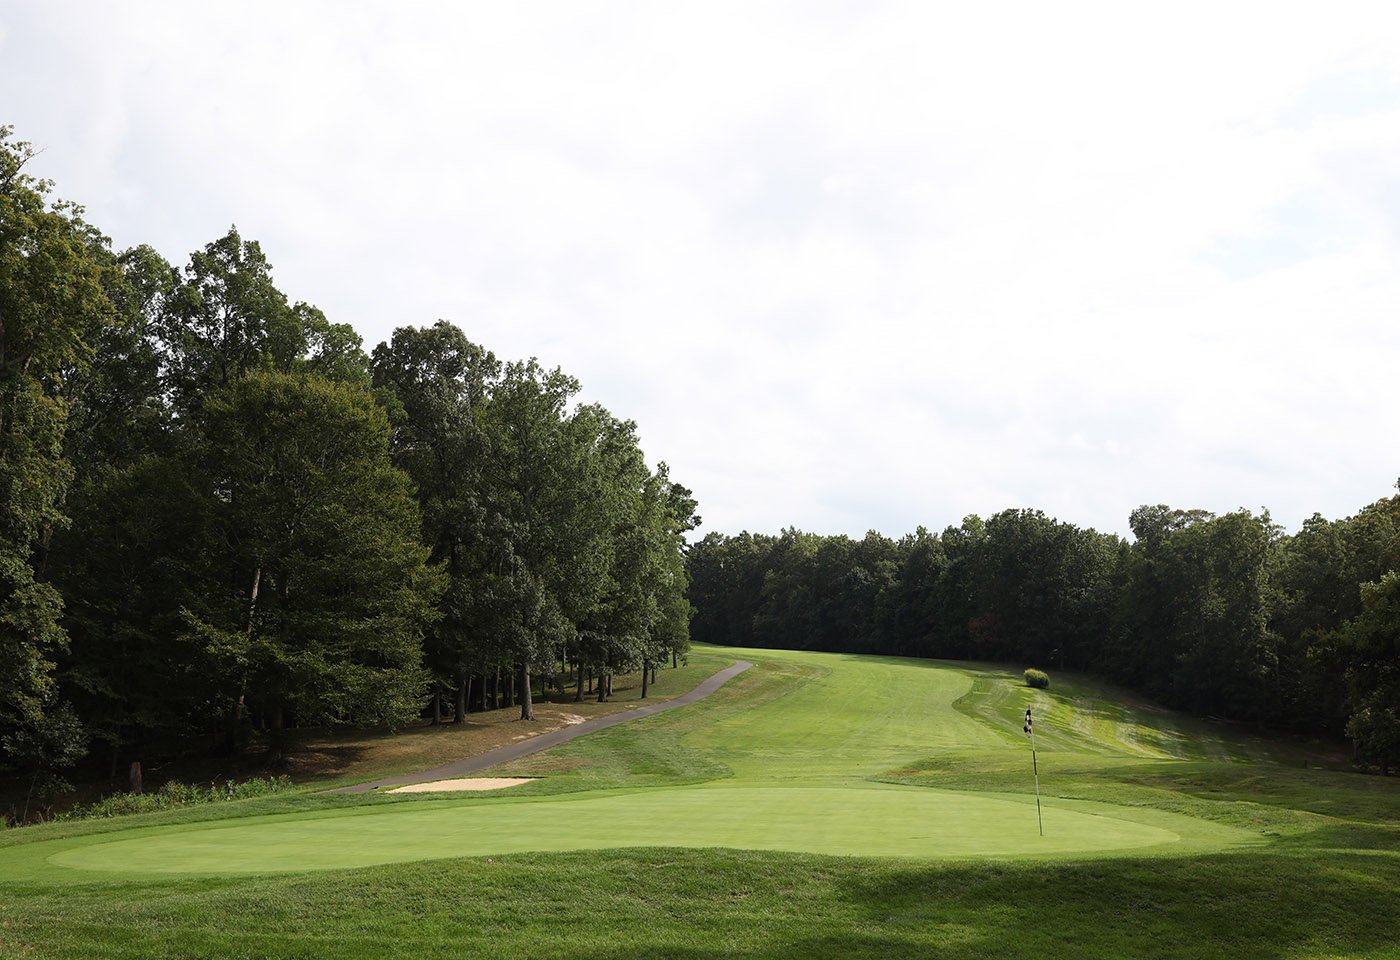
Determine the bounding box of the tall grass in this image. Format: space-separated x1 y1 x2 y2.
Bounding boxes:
60 776 294 821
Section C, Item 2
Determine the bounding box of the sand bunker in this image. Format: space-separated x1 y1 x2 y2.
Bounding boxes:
386 777 534 793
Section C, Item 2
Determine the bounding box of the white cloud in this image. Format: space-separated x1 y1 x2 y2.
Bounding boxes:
4 0 1400 537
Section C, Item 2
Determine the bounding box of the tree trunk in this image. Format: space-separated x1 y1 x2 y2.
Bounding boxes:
672 650 678 668
129 761 143 795
230 565 261 746
607 673 614 697
518 662 535 720
266 706 287 766
641 661 650 699
456 675 467 722
431 688 442 725
575 667 584 702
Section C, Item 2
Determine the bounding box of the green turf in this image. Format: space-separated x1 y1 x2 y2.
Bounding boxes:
35 785 1258 875
1 645 1397 958
4 647 1263 877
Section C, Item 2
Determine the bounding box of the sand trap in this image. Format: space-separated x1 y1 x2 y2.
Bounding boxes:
386 777 534 793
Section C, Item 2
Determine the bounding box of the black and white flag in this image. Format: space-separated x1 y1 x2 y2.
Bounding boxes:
1023 707 1033 736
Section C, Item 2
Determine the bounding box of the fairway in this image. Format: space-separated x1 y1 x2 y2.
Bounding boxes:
5 648 1264 879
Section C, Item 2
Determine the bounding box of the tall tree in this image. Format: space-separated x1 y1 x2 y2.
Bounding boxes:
183 372 441 745
481 361 607 720
0 126 112 778
1323 571 1400 775
371 322 501 719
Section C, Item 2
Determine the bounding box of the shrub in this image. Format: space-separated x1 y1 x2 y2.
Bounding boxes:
1024 668 1050 689
62 776 294 821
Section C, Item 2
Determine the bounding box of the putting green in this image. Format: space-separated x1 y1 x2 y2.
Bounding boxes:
44 784 1243 875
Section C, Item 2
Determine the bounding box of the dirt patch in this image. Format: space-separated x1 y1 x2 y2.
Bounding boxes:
385 777 535 794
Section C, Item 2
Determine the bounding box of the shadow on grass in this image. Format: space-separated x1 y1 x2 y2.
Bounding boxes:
6 846 1399 959
551 851 1400 960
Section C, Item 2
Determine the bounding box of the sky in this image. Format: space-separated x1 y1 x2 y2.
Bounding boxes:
3 1 1399 540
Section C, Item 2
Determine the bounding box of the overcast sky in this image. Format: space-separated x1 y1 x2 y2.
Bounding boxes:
4 2 1399 539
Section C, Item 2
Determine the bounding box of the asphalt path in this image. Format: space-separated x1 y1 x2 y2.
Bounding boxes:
327 660 752 794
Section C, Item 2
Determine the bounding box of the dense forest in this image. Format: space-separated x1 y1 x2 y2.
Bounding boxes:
0 127 696 814
688 497 1400 774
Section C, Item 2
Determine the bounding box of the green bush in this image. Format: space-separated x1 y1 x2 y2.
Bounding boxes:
63 776 294 821
1024 669 1050 689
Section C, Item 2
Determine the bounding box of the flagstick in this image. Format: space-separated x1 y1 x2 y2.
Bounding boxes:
1030 720 1044 837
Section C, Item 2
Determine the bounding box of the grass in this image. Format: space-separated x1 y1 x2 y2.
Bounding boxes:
1 645 1397 958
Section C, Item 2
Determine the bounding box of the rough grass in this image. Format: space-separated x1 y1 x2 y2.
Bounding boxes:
1 645 1397 959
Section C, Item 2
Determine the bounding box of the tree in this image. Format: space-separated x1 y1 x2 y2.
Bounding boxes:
480 361 614 720
1114 506 1281 720
183 372 441 746
43 226 382 768
0 126 113 779
372 322 501 720
156 227 368 414
1324 572 1400 774
687 531 778 648
876 527 948 658
49 455 213 771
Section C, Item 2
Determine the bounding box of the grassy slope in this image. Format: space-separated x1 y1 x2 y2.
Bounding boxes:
2 645 1397 959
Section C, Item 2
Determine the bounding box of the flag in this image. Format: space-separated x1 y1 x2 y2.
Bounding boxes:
1024 705 1043 836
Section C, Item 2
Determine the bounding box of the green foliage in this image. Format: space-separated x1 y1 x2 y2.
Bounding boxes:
64 776 293 821
184 372 440 731
0 124 114 779
1323 571 1400 773
1 701 87 818
1023 668 1049 689
372 329 696 717
371 322 501 695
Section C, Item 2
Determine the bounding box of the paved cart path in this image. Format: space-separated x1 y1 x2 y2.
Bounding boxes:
327 660 752 794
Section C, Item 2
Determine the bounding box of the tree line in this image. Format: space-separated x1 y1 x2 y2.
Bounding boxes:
688 497 1400 774
0 127 695 806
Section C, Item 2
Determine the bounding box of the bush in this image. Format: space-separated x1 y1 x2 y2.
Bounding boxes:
1024 668 1050 689
62 776 294 821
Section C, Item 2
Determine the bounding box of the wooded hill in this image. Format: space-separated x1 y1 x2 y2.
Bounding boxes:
688 496 1400 774
0 127 695 811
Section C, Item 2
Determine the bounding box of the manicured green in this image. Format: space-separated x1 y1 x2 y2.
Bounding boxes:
1 646 1396 958
29 786 1247 875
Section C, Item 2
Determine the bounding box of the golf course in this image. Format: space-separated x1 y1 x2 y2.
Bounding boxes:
2 646 1398 958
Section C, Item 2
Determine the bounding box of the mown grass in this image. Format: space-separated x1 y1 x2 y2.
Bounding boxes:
1 645 1397 959
2 848 1396 959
